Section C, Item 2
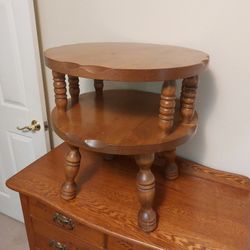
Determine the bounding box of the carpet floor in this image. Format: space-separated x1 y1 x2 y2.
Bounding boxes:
0 213 28 250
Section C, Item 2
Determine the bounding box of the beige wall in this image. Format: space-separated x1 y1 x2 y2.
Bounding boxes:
35 0 250 177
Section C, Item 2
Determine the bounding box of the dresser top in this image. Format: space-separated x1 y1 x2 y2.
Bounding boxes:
44 43 209 81
6 144 250 249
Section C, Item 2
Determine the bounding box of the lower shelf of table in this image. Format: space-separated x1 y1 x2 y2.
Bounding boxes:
6 143 250 250
52 89 197 154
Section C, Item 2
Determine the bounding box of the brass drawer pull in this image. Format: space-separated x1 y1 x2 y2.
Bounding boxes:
49 240 67 250
53 212 74 230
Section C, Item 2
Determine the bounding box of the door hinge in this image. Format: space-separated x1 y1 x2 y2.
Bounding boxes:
44 121 49 131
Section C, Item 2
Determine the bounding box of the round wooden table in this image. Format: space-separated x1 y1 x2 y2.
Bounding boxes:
44 43 209 232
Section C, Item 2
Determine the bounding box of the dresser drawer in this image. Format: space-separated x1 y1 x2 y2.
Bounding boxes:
32 217 102 250
30 199 104 249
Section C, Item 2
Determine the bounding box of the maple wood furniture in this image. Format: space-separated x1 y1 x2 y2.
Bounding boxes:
44 42 209 232
6 143 250 249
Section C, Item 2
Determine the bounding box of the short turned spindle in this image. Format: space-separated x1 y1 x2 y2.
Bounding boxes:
159 80 176 133
94 79 104 96
52 71 67 112
68 75 80 105
180 76 199 123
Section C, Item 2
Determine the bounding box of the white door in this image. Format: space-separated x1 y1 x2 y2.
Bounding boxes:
0 0 49 221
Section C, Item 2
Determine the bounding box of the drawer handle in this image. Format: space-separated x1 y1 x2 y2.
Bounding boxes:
49 240 67 250
53 212 74 230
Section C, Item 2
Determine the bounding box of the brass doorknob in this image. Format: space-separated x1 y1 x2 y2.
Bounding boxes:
17 120 41 132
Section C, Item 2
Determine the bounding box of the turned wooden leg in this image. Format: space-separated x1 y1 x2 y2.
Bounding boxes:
52 71 67 112
159 80 176 133
94 79 103 96
180 76 198 123
61 145 81 200
163 150 179 180
68 75 80 105
135 153 156 232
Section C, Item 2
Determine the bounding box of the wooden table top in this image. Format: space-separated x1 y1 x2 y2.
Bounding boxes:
44 43 209 81
52 90 197 154
7 143 250 249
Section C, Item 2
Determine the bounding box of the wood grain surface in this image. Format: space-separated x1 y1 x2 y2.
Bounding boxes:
51 90 198 155
7 143 250 250
44 43 209 81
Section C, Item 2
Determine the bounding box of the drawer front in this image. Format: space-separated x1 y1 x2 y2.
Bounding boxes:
32 217 101 250
107 235 155 250
30 199 104 248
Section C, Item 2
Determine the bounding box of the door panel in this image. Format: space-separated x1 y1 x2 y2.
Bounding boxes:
8 132 36 172
0 0 27 107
